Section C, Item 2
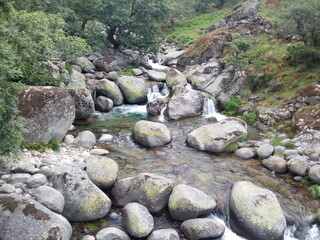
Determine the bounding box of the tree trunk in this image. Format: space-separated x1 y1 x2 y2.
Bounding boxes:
107 28 120 49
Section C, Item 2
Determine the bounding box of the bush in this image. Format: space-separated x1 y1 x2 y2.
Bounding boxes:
308 185 320 199
240 110 257 125
49 137 60 152
288 45 320 67
222 97 244 115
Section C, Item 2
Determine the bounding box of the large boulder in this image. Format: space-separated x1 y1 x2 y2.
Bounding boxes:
122 203 154 238
97 79 124 106
229 181 287 240
67 88 95 120
147 70 167 82
133 120 172 147
167 86 204 120
163 50 184 66
85 156 118 189
166 68 187 88
0 194 72 240
168 184 216 221
75 56 96 72
93 56 118 73
117 76 148 104
187 117 247 153
18 86 75 143
48 165 111 221
66 69 87 89
94 96 114 112
112 173 174 213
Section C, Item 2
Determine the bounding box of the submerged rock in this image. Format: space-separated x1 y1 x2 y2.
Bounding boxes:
229 181 286 240
187 117 247 153
133 120 172 147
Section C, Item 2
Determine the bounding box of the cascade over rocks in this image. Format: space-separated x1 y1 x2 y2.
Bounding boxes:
166 86 204 120
67 88 95 120
48 165 111 221
187 117 247 153
147 98 167 116
229 181 287 240
0 194 72 240
133 120 172 147
97 79 124 106
112 173 174 213
18 86 75 143
117 76 148 104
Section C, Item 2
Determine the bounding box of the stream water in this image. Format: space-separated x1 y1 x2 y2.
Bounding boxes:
74 73 320 239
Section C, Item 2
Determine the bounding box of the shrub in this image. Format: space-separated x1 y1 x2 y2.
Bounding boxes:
240 110 257 125
283 142 296 149
21 137 60 153
225 142 238 153
288 45 320 67
271 135 282 147
308 185 320 199
49 137 60 152
222 97 244 116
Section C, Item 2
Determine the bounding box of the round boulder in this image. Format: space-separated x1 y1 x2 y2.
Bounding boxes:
117 76 148 104
18 86 75 143
74 131 96 149
96 227 130 240
112 173 174 213
166 68 187 88
181 218 225 240
75 57 96 72
187 118 247 153
257 144 274 159
287 156 308 176
147 229 179 240
94 96 113 112
97 79 124 106
85 156 118 189
67 88 95 120
229 181 287 240
308 165 320 184
122 202 154 238
133 120 172 147
235 147 255 159
93 56 118 73
262 156 288 173
168 184 216 221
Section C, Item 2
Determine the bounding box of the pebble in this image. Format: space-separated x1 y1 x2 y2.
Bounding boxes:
109 212 119 220
90 149 109 156
293 176 303 182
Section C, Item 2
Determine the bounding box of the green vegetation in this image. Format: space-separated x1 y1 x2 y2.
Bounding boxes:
222 97 244 116
49 137 60 152
239 110 257 126
308 185 320 199
119 63 139 76
225 142 238 153
271 135 283 147
21 137 61 153
282 142 296 150
316 209 320 223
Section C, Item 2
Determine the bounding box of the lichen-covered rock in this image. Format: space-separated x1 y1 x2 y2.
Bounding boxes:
133 120 172 147
147 70 167 82
97 79 124 106
96 227 130 240
147 98 167 116
112 173 174 213
94 96 114 112
262 156 288 173
167 86 204 120
293 105 320 132
168 184 216 221
117 76 148 104
181 218 225 240
257 105 291 127
298 82 320 105
74 131 96 149
235 147 255 159
166 68 187 88
122 203 154 238
147 229 179 240
93 56 118 73
229 181 286 240
187 117 247 153
85 156 118 189
67 88 95 120
308 165 320 184
257 144 274 159
75 56 96 72
18 86 75 143
48 165 111 221
66 69 87 89
287 156 308 176
0 194 72 240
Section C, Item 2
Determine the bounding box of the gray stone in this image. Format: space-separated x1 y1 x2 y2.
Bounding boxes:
117 76 148 104
257 104 291 127
147 70 167 82
80 235 95 240
274 146 286 154
308 165 320 184
97 79 124 106
147 229 180 240
96 227 130 240
133 120 172 147
87 79 100 86
93 56 118 73
257 144 274 159
283 150 299 159
26 173 47 188
67 88 95 120
235 148 255 159
94 96 114 112
166 68 187 88
95 72 105 79
90 149 109 156
168 184 216 221
287 156 309 176
132 68 143 76
86 156 118 189
67 70 87 89
262 156 288 173
181 218 225 240
167 86 204 120
98 134 114 143
48 165 111 221
0 184 15 194
28 186 65 214
230 181 286 240
12 163 35 174
74 131 97 149
75 56 96 72
122 202 154 238
187 118 247 153
112 173 174 213
106 71 119 81
7 173 31 184
0 194 72 240
18 86 75 143
63 134 75 145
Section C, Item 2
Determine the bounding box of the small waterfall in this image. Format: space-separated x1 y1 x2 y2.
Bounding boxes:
158 105 167 122
284 225 320 240
161 83 170 95
185 83 193 90
202 98 226 121
147 85 163 103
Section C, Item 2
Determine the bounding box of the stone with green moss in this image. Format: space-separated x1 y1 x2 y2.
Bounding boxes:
229 181 286 240
85 156 118 189
181 218 225 240
117 76 148 104
166 68 187 89
97 79 124 106
112 173 174 213
122 203 154 238
168 184 216 221
133 120 172 147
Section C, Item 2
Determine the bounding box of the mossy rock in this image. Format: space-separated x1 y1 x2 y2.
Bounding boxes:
117 76 148 104
97 79 124 106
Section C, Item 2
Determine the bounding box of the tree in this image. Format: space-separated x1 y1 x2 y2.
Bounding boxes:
97 0 170 53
